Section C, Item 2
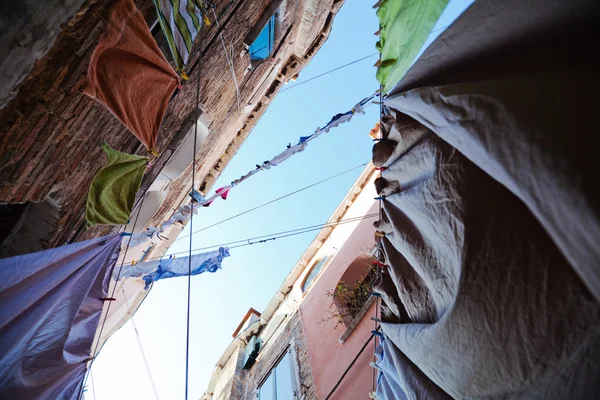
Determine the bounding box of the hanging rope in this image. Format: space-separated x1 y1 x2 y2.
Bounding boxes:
184 18 204 400
175 161 370 243
131 318 160 400
77 192 149 400
119 286 160 400
212 7 241 109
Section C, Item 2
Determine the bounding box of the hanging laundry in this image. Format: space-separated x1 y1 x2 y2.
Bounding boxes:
0 235 123 399
323 111 354 132
84 0 180 151
375 0 449 92
86 142 148 227
298 135 312 144
163 202 200 226
268 141 308 167
202 186 232 207
141 247 230 289
153 0 209 77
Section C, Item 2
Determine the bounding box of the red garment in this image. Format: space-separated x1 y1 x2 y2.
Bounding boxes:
84 0 179 151
202 186 231 207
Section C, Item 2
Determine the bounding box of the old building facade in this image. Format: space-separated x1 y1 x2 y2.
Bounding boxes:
201 164 379 400
0 0 344 261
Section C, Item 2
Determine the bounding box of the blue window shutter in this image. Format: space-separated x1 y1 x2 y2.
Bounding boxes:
249 15 276 61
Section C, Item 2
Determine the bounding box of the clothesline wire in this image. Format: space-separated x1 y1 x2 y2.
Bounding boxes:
174 161 370 243
138 213 378 264
280 52 379 93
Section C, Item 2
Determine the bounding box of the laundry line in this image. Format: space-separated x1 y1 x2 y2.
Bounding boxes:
129 92 377 246
137 213 379 264
174 161 370 243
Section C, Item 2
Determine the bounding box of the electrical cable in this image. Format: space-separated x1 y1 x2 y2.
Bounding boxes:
139 213 378 263
279 53 379 93
175 161 370 243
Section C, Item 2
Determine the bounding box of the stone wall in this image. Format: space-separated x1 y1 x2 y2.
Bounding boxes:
239 312 316 400
0 0 343 252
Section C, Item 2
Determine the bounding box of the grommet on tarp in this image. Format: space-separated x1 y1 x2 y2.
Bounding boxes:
374 196 386 201
99 297 116 302
120 232 132 237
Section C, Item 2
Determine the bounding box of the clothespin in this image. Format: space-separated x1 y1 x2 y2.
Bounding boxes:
99 297 116 302
372 330 384 338
131 260 137 266
82 356 95 364
372 260 387 267
374 29 381 36
372 138 386 142
374 59 381 68
372 292 382 297
120 232 132 237
375 167 386 171
149 148 160 157
374 195 386 201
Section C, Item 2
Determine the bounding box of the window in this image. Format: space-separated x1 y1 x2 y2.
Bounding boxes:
249 15 275 61
257 348 298 400
301 256 330 292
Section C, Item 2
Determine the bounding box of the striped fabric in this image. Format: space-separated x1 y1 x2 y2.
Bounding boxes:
153 0 209 76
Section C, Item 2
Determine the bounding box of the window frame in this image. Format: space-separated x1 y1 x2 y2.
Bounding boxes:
255 343 302 400
300 255 331 294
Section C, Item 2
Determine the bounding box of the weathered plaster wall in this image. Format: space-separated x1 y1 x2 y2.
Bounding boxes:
0 0 88 107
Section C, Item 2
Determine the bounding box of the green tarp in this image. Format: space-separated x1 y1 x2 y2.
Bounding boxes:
376 0 449 93
86 142 148 227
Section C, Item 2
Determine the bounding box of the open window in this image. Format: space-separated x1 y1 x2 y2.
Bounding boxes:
249 15 275 61
256 346 300 400
243 0 286 71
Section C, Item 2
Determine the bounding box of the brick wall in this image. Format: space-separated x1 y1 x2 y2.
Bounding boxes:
0 0 343 253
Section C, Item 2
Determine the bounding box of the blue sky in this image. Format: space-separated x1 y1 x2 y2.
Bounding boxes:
89 0 473 398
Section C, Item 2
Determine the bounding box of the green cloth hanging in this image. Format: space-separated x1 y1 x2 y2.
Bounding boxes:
86 142 148 227
376 0 449 93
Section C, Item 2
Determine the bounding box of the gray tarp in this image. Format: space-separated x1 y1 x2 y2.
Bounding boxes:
0 235 122 399
372 0 600 398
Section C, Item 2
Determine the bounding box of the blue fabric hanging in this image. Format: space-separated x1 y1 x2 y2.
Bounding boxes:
0 235 123 399
140 247 229 289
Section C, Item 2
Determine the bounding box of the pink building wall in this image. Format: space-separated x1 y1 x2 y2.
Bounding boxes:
300 200 379 399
